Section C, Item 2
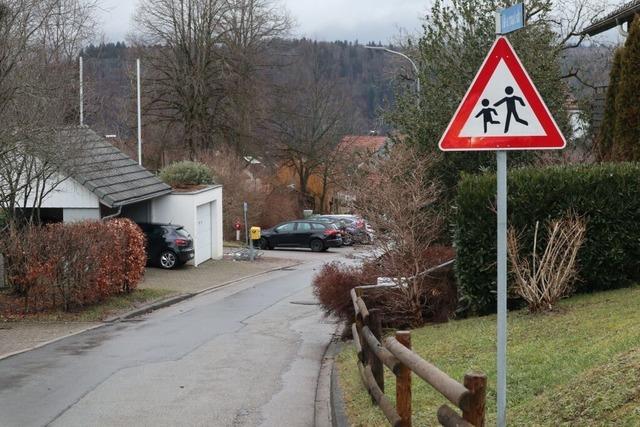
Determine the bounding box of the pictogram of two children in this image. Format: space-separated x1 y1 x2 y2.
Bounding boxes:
476 86 528 133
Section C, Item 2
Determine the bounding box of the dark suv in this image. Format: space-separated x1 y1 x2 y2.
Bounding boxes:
138 223 195 269
257 220 342 252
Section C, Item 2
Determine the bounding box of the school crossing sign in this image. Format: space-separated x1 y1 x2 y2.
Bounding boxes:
439 36 566 151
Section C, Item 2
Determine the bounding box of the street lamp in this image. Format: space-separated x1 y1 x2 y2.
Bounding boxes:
365 45 421 100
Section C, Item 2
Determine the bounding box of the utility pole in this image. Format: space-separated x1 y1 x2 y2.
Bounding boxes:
79 56 84 126
137 58 142 166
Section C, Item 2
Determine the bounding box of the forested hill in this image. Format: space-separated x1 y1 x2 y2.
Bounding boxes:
81 39 399 138
81 40 612 139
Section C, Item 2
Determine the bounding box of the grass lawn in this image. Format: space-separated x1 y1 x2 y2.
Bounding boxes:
336 285 640 426
0 288 176 323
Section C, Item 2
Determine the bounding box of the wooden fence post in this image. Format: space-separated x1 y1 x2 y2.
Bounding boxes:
462 372 487 427
370 308 384 396
396 331 412 427
354 288 367 363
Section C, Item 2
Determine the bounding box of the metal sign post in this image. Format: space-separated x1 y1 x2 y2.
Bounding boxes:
494 13 507 426
243 202 249 245
496 151 508 427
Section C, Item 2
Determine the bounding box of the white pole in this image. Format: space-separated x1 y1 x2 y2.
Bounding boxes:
495 11 507 427
496 150 508 427
79 56 84 126
137 58 142 166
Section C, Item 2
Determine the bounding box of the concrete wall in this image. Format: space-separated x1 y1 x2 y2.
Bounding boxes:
62 208 101 223
151 186 223 266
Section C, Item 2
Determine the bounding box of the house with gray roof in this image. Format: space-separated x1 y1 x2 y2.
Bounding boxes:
18 126 223 266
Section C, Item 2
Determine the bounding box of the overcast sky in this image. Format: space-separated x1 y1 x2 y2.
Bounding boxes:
97 0 428 44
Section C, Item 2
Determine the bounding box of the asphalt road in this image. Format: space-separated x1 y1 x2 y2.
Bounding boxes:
0 250 349 427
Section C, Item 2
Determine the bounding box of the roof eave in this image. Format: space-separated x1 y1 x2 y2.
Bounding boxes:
580 5 640 36
107 187 174 208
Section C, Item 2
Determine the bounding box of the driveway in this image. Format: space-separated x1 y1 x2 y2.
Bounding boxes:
0 251 349 426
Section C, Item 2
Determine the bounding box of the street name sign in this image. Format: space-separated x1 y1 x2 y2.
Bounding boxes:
438 36 566 152
500 3 525 34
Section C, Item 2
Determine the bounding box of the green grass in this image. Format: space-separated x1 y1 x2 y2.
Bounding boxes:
337 285 640 426
0 288 176 322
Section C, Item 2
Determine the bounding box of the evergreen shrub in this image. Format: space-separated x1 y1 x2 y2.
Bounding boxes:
454 163 640 315
160 161 214 188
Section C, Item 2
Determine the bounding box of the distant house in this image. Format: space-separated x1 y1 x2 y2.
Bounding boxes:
274 133 392 214
15 127 223 266
338 134 391 159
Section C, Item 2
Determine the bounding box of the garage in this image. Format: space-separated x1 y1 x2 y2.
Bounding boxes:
196 203 213 265
151 186 223 267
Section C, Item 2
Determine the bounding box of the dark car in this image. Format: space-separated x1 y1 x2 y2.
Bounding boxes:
138 223 195 269
311 216 355 246
257 220 342 252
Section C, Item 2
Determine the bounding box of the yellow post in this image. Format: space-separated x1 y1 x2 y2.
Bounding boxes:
250 226 261 241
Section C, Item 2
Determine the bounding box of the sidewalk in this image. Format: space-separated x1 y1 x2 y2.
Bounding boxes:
0 254 299 360
141 255 298 294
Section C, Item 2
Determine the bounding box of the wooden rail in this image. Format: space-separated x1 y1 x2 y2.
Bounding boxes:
351 288 487 427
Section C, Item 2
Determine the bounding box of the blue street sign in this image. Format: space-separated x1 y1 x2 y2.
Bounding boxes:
500 3 525 34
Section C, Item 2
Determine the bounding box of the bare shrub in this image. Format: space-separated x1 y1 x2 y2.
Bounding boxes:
199 148 298 240
312 261 380 323
349 144 451 326
507 212 587 312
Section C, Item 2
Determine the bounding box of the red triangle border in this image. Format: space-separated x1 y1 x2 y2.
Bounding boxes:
438 37 566 151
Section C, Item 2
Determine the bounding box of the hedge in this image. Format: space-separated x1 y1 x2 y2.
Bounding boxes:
454 162 640 315
0 219 146 314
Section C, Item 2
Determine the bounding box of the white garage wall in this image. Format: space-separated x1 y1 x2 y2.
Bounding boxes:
21 174 100 210
63 208 101 223
151 186 223 266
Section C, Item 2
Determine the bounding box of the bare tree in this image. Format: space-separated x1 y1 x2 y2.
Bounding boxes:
0 0 98 224
133 0 228 158
264 45 353 212
133 0 290 158
350 144 444 326
220 0 291 153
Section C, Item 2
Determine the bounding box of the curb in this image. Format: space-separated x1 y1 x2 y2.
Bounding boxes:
330 341 349 427
314 323 349 427
0 323 105 362
103 293 194 323
0 261 302 362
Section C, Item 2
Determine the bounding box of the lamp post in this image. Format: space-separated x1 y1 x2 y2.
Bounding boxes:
364 45 421 101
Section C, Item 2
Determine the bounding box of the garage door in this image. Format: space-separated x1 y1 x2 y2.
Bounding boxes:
196 203 212 265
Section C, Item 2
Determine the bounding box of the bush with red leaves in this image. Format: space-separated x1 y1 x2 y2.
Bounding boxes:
0 219 147 314
313 246 458 329
312 260 381 324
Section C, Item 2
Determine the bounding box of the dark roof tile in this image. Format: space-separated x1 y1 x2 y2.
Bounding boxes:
57 127 172 207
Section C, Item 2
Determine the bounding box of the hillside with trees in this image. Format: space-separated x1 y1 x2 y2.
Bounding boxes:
81 39 398 158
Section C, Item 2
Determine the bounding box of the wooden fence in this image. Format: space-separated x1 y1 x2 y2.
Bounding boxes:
350 287 487 427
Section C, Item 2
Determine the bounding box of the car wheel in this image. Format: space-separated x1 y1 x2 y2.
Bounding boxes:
310 239 324 252
258 237 271 250
159 250 178 269
343 234 353 246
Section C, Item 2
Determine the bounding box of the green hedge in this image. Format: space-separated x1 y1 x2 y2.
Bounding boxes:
454 162 640 315
159 161 214 188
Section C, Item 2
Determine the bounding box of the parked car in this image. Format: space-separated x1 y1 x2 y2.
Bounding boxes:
310 216 354 246
321 214 373 244
138 223 195 269
257 220 343 252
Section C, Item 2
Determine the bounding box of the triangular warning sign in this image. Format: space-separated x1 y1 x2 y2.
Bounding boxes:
439 36 566 151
